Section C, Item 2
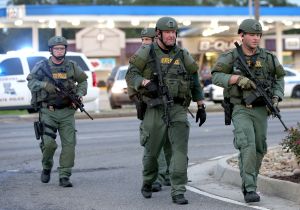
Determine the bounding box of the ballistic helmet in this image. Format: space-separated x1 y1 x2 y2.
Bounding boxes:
238 19 262 34
156 17 178 31
140 28 156 38
48 36 68 47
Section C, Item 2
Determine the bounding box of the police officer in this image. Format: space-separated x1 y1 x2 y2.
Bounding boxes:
211 19 285 203
126 17 206 205
140 28 156 45
141 27 171 192
27 36 88 187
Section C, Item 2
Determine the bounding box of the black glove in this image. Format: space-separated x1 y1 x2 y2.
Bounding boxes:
145 81 157 92
196 105 206 127
144 81 158 98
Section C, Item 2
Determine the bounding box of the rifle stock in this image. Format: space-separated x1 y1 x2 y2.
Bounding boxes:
234 42 287 131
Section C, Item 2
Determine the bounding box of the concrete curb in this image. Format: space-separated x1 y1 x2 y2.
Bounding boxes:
214 153 300 204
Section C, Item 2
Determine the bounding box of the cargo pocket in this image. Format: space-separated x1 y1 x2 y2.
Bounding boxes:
139 124 150 147
233 128 248 150
178 80 190 99
165 78 179 97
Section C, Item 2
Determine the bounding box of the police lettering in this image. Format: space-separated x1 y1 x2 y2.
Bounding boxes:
160 58 180 65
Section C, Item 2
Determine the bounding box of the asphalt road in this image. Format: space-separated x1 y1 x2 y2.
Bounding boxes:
0 108 298 210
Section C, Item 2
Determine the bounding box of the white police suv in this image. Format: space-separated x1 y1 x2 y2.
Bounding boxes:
0 51 100 113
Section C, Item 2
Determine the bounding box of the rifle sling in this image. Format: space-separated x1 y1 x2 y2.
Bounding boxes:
40 60 60 86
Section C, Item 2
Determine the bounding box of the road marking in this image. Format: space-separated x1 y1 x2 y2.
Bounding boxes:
208 155 228 160
186 185 270 210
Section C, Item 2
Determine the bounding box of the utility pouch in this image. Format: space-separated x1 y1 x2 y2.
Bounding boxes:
34 121 43 140
221 98 233 125
136 100 147 120
244 90 261 105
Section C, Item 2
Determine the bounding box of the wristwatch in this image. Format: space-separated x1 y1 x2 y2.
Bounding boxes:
198 104 206 109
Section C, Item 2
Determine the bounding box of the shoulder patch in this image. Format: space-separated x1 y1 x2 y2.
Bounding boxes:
129 54 138 64
214 62 224 71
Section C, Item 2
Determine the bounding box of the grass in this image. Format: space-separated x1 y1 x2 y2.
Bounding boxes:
0 110 28 115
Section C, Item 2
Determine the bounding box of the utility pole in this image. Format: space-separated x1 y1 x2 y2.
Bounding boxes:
248 0 253 17
254 0 260 20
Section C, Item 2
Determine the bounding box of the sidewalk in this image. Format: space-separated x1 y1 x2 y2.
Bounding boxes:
187 154 300 210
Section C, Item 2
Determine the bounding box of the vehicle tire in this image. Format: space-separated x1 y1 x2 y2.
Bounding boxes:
291 85 300 98
209 87 214 101
109 97 121 109
213 100 222 104
27 108 37 113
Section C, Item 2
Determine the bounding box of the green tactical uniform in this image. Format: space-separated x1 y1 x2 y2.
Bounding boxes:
129 27 171 189
126 42 203 197
211 46 285 195
27 50 87 182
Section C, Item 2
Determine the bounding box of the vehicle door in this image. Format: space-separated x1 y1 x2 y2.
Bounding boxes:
66 55 99 103
0 55 31 109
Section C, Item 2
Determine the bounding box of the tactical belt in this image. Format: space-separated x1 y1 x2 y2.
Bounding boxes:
173 97 185 105
241 99 266 108
42 102 70 110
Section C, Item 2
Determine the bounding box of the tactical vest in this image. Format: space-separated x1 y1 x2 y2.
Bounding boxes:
130 44 193 106
33 59 78 108
227 48 276 105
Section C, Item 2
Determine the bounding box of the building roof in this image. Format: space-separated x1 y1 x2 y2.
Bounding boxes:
1 5 300 37
1 5 300 17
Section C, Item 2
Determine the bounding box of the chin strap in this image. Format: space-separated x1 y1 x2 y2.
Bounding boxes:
49 47 67 61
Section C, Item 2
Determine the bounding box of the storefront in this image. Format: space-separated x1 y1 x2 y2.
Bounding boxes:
181 36 239 85
181 34 300 75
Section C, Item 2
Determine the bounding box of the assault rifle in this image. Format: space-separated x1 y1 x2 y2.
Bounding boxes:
42 60 93 120
234 42 287 131
150 44 177 126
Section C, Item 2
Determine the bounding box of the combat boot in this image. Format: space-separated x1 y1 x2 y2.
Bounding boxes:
59 177 73 187
244 191 260 203
162 178 171 186
41 169 51 183
172 194 188 205
141 183 152 198
152 181 162 192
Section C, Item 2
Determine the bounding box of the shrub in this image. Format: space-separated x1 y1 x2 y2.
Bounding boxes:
281 122 300 163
